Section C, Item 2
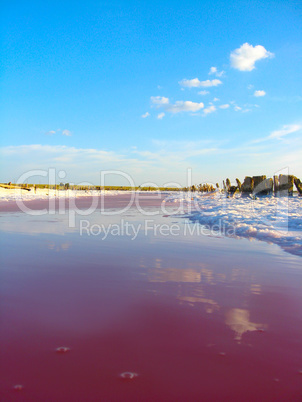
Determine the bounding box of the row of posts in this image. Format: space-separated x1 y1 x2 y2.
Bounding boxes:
223 175 302 196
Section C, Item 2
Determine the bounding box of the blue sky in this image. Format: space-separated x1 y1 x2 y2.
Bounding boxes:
1 0 302 186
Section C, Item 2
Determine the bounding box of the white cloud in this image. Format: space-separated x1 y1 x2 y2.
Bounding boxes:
269 124 302 140
230 43 274 71
200 79 222 87
167 101 204 114
179 78 201 87
62 129 72 136
203 105 216 115
198 90 209 95
46 130 56 135
150 96 204 114
141 112 150 118
219 104 230 109
150 96 169 106
254 90 266 97
208 66 225 77
209 67 217 75
213 98 219 102
234 106 242 111
179 78 222 88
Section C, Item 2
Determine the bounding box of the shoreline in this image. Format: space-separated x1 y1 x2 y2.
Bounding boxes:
1 190 301 257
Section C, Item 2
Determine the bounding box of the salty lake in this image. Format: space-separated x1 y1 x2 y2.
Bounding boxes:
1 193 302 400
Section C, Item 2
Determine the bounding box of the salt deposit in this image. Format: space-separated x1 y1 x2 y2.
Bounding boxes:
166 191 302 256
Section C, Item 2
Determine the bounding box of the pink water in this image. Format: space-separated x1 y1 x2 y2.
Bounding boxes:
0 195 302 401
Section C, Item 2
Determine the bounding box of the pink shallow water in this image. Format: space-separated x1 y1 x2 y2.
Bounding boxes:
0 195 302 401
0 192 169 212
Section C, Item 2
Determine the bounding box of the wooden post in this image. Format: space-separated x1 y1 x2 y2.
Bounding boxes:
241 177 254 194
236 178 242 191
278 175 294 195
273 175 279 193
294 177 302 195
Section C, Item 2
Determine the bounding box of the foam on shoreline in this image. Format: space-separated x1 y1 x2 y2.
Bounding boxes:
166 192 302 256
1 188 301 255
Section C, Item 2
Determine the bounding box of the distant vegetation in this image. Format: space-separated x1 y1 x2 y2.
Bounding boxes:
0 183 182 192
1 174 301 195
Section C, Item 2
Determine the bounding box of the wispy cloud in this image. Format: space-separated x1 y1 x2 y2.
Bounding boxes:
45 129 72 136
157 112 165 119
179 78 222 88
219 104 230 109
208 66 225 77
203 105 216 115
62 129 72 136
2 133 301 186
198 90 209 95
0 142 221 185
269 124 302 139
230 43 274 71
251 123 302 144
133 140 219 163
0 144 120 160
151 97 204 114
141 112 150 118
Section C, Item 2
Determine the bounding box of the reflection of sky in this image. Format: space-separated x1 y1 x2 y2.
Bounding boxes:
144 256 270 332
149 268 201 283
1 209 302 347
0 213 75 235
0 211 144 236
178 295 220 314
47 241 72 252
225 308 267 343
